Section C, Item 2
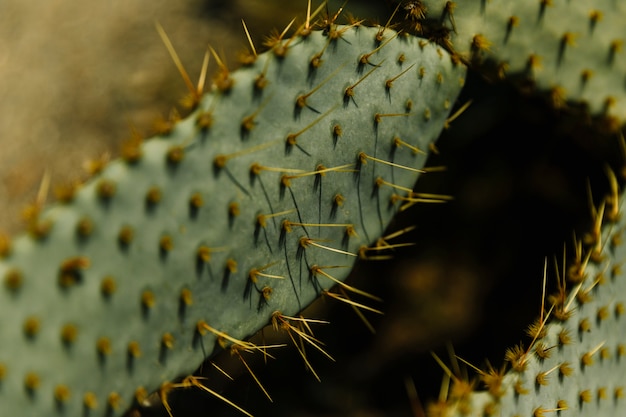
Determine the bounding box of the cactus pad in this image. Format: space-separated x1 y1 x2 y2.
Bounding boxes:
433 189 626 416
412 0 626 127
0 24 465 416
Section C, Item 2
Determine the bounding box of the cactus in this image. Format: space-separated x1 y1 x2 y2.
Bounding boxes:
386 1 626 416
0 17 465 417
429 185 626 417
2 1 626 416
402 0 626 129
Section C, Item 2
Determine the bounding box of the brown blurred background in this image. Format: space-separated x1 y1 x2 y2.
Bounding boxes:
1 1 620 416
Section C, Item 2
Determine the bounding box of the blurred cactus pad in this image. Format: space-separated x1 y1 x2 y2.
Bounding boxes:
0 1 625 417
408 0 626 128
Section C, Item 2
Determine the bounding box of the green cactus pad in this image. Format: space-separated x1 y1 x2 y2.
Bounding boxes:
0 24 465 416
434 191 626 416
413 0 626 127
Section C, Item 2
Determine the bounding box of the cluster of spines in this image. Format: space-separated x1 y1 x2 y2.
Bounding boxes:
428 166 626 417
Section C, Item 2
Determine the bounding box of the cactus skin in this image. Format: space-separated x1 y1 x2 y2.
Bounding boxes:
409 0 626 126
0 24 465 417
433 189 626 417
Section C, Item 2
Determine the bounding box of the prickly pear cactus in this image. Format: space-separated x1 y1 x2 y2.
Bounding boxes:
0 23 465 416
432 188 626 417
409 0 626 126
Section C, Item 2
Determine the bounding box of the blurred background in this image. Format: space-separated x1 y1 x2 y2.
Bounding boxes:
1 1 621 416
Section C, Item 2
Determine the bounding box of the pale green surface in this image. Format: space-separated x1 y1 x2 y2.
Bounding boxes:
419 0 626 123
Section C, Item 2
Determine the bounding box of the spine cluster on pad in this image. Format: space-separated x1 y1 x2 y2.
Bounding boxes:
0 23 465 417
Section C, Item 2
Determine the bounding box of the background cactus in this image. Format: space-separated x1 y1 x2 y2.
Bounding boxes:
404 0 626 128
0 0 620 416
